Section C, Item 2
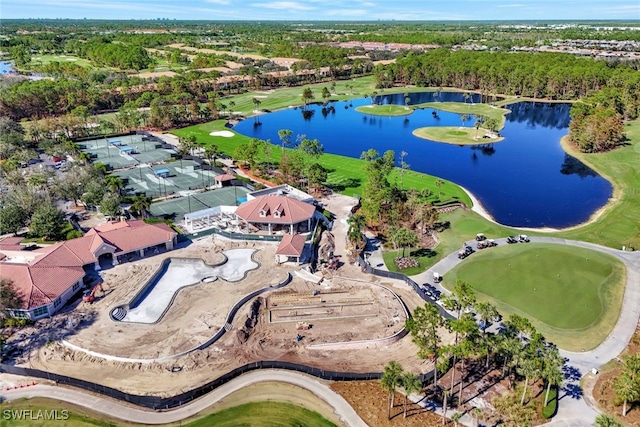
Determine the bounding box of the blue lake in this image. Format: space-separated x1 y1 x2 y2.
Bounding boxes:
234 92 612 229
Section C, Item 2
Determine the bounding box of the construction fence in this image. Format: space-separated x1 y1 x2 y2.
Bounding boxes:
358 255 454 320
0 361 434 410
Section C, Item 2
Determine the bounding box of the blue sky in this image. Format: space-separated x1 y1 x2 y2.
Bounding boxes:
2 0 639 21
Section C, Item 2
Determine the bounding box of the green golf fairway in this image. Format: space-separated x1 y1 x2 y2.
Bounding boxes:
445 243 625 349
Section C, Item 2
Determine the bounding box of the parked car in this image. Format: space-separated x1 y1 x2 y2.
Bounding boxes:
507 236 518 244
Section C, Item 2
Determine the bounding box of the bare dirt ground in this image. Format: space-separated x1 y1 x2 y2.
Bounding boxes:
4 194 444 398
331 381 444 426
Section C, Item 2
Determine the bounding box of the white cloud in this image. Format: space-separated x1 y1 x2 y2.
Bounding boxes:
251 1 315 11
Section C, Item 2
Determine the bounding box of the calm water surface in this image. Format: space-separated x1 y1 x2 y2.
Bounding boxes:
234 93 612 228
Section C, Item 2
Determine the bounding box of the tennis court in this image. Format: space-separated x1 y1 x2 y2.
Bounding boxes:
113 160 218 198
149 186 250 221
78 135 176 170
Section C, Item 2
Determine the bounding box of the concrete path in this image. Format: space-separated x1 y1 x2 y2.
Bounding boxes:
1 370 368 427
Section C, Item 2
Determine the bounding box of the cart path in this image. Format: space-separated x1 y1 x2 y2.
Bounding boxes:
1 369 368 427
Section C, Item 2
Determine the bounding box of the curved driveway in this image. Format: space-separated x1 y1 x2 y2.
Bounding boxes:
411 236 640 426
1 370 368 427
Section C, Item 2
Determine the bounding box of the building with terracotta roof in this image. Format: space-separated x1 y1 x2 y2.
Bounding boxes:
275 234 307 264
234 195 316 235
0 221 177 320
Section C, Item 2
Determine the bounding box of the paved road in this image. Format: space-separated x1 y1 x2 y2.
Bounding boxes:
1 370 368 427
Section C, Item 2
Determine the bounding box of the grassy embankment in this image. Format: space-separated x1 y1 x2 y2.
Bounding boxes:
0 397 336 427
444 243 626 351
171 120 470 205
553 120 640 250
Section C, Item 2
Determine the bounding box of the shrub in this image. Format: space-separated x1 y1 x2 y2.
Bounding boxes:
66 229 84 240
541 385 558 418
2 318 33 327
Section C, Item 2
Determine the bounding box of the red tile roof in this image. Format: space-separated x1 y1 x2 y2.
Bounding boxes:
275 234 307 257
1 263 85 310
93 221 176 254
235 195 315 225
0 220 176 311
215 174 235 182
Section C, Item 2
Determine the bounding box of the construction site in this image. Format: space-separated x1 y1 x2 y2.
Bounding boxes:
2 194 444 398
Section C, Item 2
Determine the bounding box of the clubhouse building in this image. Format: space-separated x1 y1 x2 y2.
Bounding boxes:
0 221 177 320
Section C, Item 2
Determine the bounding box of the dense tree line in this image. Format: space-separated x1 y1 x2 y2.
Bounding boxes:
70 38 153 70
379 49 640 104
377 49 639 152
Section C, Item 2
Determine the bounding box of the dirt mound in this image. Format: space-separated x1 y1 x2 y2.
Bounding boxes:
236 297 263 344
318 230 336 262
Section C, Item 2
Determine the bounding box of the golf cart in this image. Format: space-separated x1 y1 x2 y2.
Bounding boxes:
518 234 530 243
458 245 475 259
507 236 518 244
476 233 487 241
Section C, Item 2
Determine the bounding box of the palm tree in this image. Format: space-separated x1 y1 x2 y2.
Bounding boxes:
77 151 91 165
104 175 124 196
347 213 367 247
302 88 314 109
434 179 445 198
475 302 499 336
518 357 539 405
542 346 564 407
474 120 482 139
614 371 639 417
463 92 471 104
252 98 262 124
131 194 151 220
450 412 463 426
228 100 236 117
203 144 221 187
401 372 422 418
405 303 444 393
595 414 623 427
399 150 409 190
380 361 404 420
278 129 293 152
460 114 469 128
442 390 450 425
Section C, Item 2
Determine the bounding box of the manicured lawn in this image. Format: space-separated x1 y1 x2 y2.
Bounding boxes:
444 243 626 351
553 121 640 249
414 102 509 129
382 208 519 273
355 104 413 117
0 399 336 427
171 120 472 204
186 401 336 427
28 54 94 68
412 126 504 145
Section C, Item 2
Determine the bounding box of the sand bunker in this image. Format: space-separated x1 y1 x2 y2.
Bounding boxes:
209 130 235 137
